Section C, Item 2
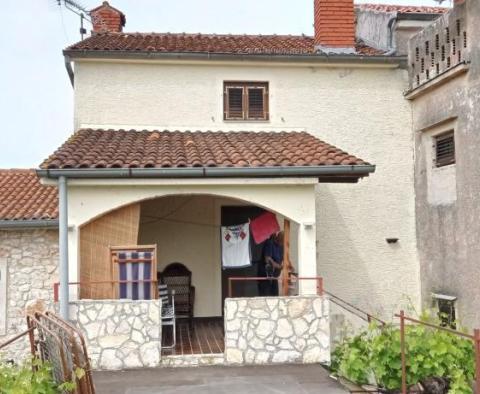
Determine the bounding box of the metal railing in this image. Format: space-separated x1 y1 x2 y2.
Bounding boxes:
325 290 386 326
396 310 480 394
53 280 158 302
227 276 324 298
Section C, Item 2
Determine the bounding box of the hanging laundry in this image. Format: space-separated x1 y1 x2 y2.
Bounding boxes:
221 223 251 268
250 211 280 244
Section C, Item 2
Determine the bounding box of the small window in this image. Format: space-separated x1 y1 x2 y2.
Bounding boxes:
224 82 269 121
435 131 455 167
432 294 457 329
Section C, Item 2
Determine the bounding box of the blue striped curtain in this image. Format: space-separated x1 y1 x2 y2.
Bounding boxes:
118 251 153 300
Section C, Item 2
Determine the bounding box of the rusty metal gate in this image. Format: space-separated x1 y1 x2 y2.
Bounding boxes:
0 311 95 394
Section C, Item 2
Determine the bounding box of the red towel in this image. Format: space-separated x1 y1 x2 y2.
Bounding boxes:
250 212 280 244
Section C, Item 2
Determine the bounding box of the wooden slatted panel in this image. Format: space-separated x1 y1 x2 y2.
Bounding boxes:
224 86 244 120
247 87 267 120
435 131 455 167
79 204 140 299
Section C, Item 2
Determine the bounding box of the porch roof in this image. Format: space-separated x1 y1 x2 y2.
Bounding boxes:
39 129 374 182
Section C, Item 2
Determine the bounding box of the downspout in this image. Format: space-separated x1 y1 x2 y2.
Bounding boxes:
58 176 69 320
385 13 398 55
64 55 74 87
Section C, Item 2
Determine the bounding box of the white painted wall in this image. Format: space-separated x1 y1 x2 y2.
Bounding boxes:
71 58 420 317
0 260 6 336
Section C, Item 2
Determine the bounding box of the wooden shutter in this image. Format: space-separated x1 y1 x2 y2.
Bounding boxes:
0 260 6 335
435 131 455 167
246 85 268 120
79 203 140 299
224 82 269 121
224 86 244 120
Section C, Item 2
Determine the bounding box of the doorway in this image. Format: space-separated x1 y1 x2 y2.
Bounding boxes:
221 206 267 308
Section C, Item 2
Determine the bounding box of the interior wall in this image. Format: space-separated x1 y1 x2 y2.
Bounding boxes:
137 195 297 317
139 195 220 317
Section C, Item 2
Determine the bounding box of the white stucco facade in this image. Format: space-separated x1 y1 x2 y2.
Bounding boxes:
67 57 420 317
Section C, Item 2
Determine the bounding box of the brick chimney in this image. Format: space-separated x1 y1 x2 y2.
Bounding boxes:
90 1 126 33
314 0 356 54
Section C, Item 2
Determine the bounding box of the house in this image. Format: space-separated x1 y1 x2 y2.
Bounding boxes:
406 0 480 329
0 0 456 369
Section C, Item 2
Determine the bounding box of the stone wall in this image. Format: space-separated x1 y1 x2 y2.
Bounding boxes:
69 299 162 370
0 229 58 361
224 296 330 365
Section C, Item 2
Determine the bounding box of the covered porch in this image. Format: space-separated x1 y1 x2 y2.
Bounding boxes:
38 128 374 368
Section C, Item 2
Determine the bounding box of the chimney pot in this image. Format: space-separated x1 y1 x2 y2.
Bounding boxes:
90 1 126 34
314 0 356 54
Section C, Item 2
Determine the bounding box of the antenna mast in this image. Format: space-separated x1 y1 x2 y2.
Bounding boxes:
57 0 91 39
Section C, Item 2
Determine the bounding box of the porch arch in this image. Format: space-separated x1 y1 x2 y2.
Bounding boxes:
67 181 318 298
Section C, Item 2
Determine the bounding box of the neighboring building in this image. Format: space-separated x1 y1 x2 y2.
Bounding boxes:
0 170 58 357
356 3 448 55
407 0 480 329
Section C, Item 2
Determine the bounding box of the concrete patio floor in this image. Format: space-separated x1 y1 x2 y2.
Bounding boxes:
93 364 347 394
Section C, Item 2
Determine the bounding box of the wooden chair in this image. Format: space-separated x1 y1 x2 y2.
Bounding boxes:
159 263 195 327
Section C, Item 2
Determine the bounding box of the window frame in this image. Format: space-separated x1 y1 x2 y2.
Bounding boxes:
434 130 456 168
224 81 269 121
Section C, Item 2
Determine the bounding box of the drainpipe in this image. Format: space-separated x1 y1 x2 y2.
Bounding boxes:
385 14 398 55
64 55 74 87
58 176 69 320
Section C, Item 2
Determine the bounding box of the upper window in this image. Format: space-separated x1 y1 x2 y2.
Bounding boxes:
434 131 455 167
224 82 269 121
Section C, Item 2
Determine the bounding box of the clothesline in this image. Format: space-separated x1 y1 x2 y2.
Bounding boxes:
141 215 222 228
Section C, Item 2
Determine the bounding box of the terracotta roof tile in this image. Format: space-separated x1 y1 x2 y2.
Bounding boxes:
40 129 368 170
0 170 58 221
356 3 449 14
65 32 384 56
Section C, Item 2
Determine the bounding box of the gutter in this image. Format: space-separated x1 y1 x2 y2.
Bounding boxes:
36 165 376 180
0 219 59 230
63 49 407 68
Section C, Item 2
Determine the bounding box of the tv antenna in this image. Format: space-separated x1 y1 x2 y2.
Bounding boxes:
57 0 92 39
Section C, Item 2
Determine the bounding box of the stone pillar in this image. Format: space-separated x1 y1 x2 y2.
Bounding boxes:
298 222 317 295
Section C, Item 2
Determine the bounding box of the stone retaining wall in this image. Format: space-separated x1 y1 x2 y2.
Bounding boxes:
69 299 162 370
224 296 330 365
0 229 58 361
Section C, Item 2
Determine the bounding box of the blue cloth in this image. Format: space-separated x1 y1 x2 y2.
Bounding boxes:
263 238 283 265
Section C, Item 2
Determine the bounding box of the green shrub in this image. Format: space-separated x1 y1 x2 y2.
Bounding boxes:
0 358 57 394
331 319 475 393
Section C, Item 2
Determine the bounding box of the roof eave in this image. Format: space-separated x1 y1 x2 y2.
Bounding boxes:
63 49 407 67
37 165 376 183
0 219 59 230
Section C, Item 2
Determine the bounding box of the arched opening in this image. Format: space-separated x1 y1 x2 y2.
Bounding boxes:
78 193 300 354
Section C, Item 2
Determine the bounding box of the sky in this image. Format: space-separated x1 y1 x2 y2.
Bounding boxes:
0 0 451 168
